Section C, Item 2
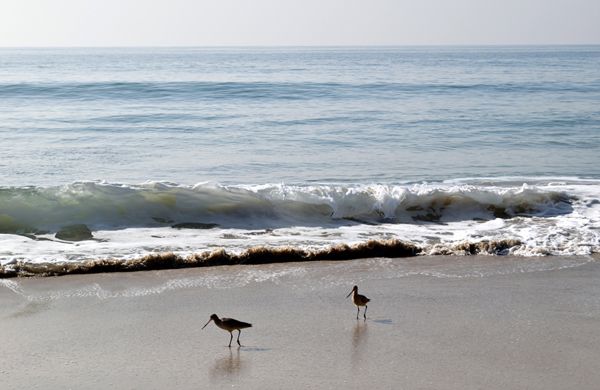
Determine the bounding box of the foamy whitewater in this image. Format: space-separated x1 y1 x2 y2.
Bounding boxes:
1 47 599 275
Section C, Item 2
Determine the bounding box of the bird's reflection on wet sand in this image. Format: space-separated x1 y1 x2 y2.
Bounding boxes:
210 347 246 382
351 320 369 370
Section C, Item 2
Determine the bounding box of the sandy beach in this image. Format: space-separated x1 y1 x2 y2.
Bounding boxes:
1 255 599 389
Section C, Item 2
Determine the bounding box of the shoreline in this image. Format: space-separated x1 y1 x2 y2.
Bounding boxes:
2 255 600 389
0 238 536 278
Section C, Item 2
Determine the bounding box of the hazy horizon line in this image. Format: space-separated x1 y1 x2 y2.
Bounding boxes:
1 43 600 49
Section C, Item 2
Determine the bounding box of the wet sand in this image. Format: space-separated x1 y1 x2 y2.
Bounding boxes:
1 255 600 389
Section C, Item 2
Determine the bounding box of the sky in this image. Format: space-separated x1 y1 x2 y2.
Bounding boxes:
0 0 599 46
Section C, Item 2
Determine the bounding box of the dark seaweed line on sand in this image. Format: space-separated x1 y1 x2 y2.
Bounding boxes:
0 238 522 278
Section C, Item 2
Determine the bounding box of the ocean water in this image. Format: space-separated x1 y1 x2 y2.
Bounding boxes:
1 46 599 275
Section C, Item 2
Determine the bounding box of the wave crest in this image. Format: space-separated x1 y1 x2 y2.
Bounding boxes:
0 181 575 234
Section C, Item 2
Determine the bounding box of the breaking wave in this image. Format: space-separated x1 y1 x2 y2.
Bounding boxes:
1 179 598 277
0 181 576 234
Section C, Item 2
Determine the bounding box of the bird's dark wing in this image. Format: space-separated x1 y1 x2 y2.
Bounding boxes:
223 318 252 329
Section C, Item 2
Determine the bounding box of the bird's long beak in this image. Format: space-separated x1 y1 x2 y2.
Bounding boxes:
345 290 353 298
202 318 213 329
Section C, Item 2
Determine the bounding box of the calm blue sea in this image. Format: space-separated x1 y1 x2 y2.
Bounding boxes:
1 46 599 185
1 46 599 271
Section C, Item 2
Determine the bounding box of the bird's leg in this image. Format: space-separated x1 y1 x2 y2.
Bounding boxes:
364 305 368 320
356 306 360 320
237 330 242 346
228 332 233 348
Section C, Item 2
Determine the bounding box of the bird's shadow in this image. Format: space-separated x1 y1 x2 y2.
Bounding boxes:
238 346 271 352
372 318 393 325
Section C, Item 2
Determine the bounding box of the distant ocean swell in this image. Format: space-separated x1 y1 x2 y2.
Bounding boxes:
2 81 596 101
0 181 576 234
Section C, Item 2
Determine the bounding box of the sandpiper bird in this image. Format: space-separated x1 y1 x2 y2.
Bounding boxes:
346 285 370 320
202 314 252 347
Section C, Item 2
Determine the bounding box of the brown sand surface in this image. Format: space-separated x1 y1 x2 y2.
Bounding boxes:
1 255 599 389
